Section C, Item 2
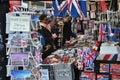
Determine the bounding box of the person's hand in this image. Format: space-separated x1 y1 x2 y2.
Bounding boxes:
52 33 57 39
44 45 51 51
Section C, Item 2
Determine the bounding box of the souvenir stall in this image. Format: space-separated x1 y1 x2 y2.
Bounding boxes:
5 0 120 80
94 9 120 80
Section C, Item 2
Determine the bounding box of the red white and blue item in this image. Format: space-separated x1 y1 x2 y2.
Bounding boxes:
52 0 87 18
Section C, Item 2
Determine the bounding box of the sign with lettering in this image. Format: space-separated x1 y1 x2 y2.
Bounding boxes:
10 16 31 32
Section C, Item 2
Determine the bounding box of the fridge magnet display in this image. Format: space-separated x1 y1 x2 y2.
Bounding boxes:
80 72 96 80
10 52 29 66
97 74 109 80
100 63 109 73
110 64 120 75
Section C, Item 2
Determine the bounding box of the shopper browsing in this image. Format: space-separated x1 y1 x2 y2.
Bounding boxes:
38 14 56 60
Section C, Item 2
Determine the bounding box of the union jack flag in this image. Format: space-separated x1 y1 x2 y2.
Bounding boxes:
52 0 60 16
68 0 87 18
83 49 97 67
98 24 108 42
52 0 87 18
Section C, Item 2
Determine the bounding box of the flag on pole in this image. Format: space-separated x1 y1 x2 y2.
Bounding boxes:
99 0 107 12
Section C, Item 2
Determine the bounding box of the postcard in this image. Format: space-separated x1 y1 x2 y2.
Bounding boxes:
11 70 31 80
80 72 96 80
100 63 109 73
97 74 109 80
10 52 29 66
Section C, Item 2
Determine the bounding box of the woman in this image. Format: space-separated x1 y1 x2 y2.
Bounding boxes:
38 14 56 60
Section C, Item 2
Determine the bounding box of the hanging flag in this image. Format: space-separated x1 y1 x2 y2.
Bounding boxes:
99 0 107 12
52 0 60 16
109 0 118 11
87 50 96 62
52 0 87 18
52 0 68 17
59 0 68 17
98 24 108 42
68 0 87 18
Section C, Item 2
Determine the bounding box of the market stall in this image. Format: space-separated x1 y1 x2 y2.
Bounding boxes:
94 42 120 80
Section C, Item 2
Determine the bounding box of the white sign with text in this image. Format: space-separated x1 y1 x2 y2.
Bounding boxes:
10 16 30 32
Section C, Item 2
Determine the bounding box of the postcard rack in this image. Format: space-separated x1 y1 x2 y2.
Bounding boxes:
5 12 43 80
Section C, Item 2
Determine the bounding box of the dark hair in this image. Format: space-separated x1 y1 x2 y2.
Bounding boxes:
64 14 69 18
39 14 47 21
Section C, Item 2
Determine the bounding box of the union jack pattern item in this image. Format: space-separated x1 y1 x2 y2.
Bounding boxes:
98 24 108 42
13 6 23 12
52 0 87 18
97 54 119 61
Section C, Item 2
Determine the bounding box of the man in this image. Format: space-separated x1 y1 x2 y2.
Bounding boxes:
38 14 56 60
62 15 77 46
